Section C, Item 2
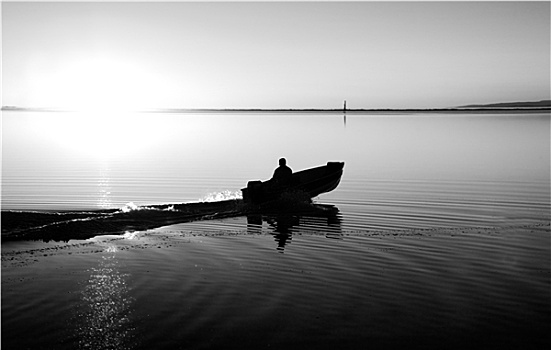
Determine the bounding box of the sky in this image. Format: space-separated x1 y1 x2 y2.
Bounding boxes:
2 1 550 110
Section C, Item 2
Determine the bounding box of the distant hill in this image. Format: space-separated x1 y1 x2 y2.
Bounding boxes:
458 100 551 109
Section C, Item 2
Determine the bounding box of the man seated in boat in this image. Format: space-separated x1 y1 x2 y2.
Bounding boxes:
271 158 293 188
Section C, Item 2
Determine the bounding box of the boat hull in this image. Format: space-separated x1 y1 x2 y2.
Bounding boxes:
241 162 344 204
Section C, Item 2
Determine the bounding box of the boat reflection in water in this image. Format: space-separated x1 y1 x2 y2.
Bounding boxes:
246 204 342 252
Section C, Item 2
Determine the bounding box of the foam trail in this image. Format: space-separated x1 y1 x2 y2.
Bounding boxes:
200 190 243 202
121 202 140 212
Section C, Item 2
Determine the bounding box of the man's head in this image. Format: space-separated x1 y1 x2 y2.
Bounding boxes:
279 158 286 166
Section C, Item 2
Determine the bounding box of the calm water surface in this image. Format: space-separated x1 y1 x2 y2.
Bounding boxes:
2 111 549 225
2 111 550 349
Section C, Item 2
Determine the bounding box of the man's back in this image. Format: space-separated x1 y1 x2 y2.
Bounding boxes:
273 165 292 183
272 158 293 186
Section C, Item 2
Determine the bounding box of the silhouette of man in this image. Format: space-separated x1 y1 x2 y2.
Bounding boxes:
272 158 293 186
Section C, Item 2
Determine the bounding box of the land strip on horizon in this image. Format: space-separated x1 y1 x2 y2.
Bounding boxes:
2 100 550 113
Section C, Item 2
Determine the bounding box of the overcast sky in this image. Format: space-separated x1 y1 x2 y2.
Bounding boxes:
2 1 550 110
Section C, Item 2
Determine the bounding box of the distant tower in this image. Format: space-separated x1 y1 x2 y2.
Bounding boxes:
344 100 347 113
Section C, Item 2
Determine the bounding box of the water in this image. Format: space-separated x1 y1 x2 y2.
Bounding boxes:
2 111 549 222
2 111 550 349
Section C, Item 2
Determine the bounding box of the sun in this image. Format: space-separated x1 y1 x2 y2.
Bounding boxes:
28 54 194 160
51 55 157 112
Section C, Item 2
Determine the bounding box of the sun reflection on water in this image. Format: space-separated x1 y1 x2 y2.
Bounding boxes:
77 244 136 349
97 166 113 209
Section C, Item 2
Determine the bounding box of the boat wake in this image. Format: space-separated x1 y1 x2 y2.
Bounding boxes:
1 195 340 242
1 200 244 242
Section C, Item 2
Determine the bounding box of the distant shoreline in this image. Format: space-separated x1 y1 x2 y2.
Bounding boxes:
2 107 550 114
151 107 551 114
3 98 550 114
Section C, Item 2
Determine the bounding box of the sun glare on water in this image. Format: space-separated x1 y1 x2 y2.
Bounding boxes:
32 111 166 161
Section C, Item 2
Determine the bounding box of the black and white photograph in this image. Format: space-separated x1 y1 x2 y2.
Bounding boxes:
2 1 550 349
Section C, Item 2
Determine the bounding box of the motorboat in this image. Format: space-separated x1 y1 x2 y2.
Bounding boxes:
241 162 344 204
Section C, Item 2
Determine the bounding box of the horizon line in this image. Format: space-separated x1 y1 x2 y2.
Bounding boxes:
2 99 550 113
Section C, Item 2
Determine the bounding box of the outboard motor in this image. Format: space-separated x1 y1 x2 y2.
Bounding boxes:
242 180 263 204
